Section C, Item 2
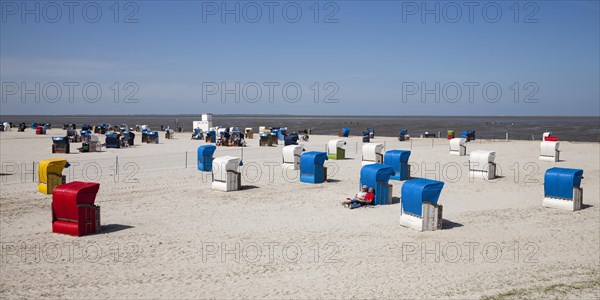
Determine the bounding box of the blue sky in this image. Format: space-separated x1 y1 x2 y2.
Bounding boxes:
1 0 599 116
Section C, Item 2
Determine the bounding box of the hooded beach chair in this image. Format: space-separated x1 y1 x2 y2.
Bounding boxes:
197 144 217 172
52 181 101 236
384 150 411 181
361 143 384 166
469 150 496 179
327 139 346 160
449 138 466 156
461 130 476 141
211 156 242 191
52 137 70 154
543 167 584 211
540 141 560 162
245 128 254 139
300 151 329 184
447 130 455 139
282 145 304 170
339 127 350 137
147 131 159 144
400 178 444 231
38 158 70 194
398 129 409 141
105 132 121 148
359 164 395 205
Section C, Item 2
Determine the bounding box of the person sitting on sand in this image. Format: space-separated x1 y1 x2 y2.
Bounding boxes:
341 185 368 207
342 187 375 209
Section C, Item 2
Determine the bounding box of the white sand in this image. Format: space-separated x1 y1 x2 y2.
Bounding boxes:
1 129 599 299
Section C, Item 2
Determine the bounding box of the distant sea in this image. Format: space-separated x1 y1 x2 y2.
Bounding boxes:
2 115 599 142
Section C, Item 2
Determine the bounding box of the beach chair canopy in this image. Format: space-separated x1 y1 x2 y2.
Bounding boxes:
198 144 217 157
212 156 241 177
402 178 444 217
461 130 476 138
362 143 384 161
52 137 68 143
399 129 408 135
283 145 304 162
341 128 350 137
53 181 100 219
360 164 394 187
544 167 583 199
39 158 69 182
470 150 495 167
450 138 466 149
327 139 346 153
300 151 328 170
384 150 410 167
284 135 299 146
540 141 559 155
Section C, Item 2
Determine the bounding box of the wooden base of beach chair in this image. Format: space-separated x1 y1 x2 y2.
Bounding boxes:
543 188 582 211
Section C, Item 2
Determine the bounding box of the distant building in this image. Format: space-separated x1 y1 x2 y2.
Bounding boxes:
193 114 213 132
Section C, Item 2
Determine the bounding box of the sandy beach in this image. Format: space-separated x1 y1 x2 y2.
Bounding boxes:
0 129 598 299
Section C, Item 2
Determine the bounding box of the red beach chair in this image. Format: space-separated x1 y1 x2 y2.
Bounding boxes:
52 181 101 236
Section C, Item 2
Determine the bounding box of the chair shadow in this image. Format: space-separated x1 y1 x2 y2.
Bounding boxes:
581 204 594 210
0 173 14 176
442 219 464 230
326 179 341 183
100 224 134 234
241 185 259 190
390 197 401 205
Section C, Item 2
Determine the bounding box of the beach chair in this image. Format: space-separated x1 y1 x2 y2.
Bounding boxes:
52 137 70 154
105 132 121 148
245 128 254 139
211 156 242 191
449 138 466 156
361 143 384 166
400 178 444 231
542 132 552 141
339 127 350 137
543 168 584 211
367 128 375 138
282 145 304 170
469 150 496 180
52 181 101 236
147 131 159 144
398 129 409 141
447 130 454 139
259 133 270 146
461 130 476 141
300 151 329 184
198 144 217 172
359 164 395 205
540 141 560 162
38 158 69 194
384 150 411 181
36 126 46 135
327 139 346 160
